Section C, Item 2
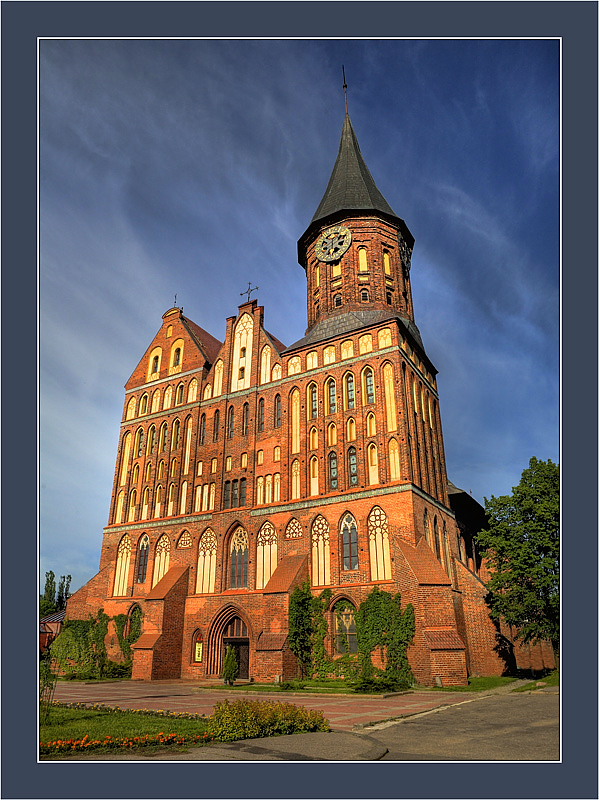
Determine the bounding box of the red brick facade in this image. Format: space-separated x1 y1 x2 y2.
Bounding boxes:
67 113 553 685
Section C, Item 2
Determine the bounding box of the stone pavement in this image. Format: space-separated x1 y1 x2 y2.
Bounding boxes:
51 679 559 761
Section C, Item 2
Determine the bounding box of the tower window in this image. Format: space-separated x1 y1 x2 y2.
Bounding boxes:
334 294 342 308
347 446 359 486
257 398 265 432
361 288 370 302
213 410 220 442
274 394 282 428
328 451 338 491
386 291 393 305
341 513 359 570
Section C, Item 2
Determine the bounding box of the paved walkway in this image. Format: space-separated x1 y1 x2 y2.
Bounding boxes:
52 680 475 732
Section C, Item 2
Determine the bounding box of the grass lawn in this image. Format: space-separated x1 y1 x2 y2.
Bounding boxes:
40 706 211 757
426 676 517 692
202 678 357 694
511 670 559 692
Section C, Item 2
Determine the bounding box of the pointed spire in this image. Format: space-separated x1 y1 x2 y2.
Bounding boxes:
311 113 398 226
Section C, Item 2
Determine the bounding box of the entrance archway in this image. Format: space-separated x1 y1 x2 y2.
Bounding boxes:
207 606 251 679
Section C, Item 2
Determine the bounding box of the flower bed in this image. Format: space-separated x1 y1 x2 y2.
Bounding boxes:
40 731 212 756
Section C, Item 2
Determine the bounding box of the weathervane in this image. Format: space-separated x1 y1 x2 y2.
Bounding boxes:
342 65 348 114
240 282 259 302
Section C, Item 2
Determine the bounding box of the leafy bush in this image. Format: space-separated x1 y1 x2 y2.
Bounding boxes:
278 681 305 691
351 675 411 694
207 699 330 742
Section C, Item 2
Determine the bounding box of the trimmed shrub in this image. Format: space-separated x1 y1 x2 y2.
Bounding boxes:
207 699 330 742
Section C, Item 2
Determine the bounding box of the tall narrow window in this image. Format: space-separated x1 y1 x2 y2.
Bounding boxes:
229 528 249 588
290 389 300 454
171 419 180 450
346 417 357 441
113 535 132 596
167 483 176 516
328 451 338 491
179 481 188 514
257 398 265 432
126 397 137 420
362 366 376 404
256 476 264 505
231 479 239 508
119 435 132 486
187 379 198 402
368 506 392 580
213 360 224 396
260 345 271 385
358 247 368 272
434 516 442 561
309 456 319 496
334 602 358 653
132 463 140 486
154 485 163 518
326 379 337 414
256 522 278 589
273 473 280 501
307 383 318 419
239 478 247 506
175 384 184 405
291 459 301 499
327 422 337 446
383 250 392 275
383 363 398 431
196 529 217 593
134 428 144 457
242 403 249 436
366 412 377 436
311 515 331 586
265 474 273 504
309 426 318 450
140 393 149 414
152 535 170 587
141 488 150 520
341 513 359 570
344 373 355 410
389 438 401 480
223 481 231 509
135 535 150 583
147 426 156 455
213 410 220 442
347 446 359 486
128 490 137 522
199 414 206 445
163 386 173 409
274 394 282 428
334 294 342 307
183 418 193 473
271 363 282 381
227 406 235 439
368 443 379 485
424 509 431 547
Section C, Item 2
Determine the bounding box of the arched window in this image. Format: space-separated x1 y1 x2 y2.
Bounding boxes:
126 397 137 420
383 363 398 431
291 459 301 499
135 534 150 583
424 509 431 546
362 366 376 404
265 474 273 504
257 398 265 432
115 490 125 523
309 456 319 496
203 384 213 401
285 518 302 539
368 506 391 580
113 535 132 596
179 481 188 514
434 516 442 561
169 339 184 374
271 363 282 381
192 629 204 663
132 463 140 486
167 482 176 516
360 288 370 302
366 412 377 436
260 345 271 385
343 373 356 410
209 482 216 510
273 394 282 428
326 378 337 414
257 449 264 465
139 393 149 414
346 417 357 442
154 485 163 517
256 476 264 505
311 515 331 586
383 250 392 275
141 488 150 520
147 426 156 455
134 428 144 457
327 422 337 446
389 438 401 480
288 356 301 376
358 246 369 272
378 328 392 348
306 351 318 370
223 481 232 509
183 417 193 474
386 291 393 305
148 347 162 381
359 334 373 354
213 360 224 396
307 383 318 419
290 389 300 454
341 513 359 570
334 601 358 653
128 489 137 522
341 340 354 359
328 451 338 491
151 390 161 413
152 535 170 587
229 527 249 588
323 345 336 365
242 403 249 436
256 521 278 589
273 472 281 501
273 446 281 461
175 383 185 405
334 294 342 308
227 406 235 439
159 423 168 452
213 410 220 442
196 529 217 594
163 385 173 409
187 379 198 403
367 443 379 485
173 348 181 367
199 414 206 445
347 446 359 486
172 419 181 449
309 426 318 450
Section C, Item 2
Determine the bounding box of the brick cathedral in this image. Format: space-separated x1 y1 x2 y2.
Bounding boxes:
67 113 554 685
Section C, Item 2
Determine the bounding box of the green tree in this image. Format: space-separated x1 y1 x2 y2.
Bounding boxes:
288 583 315 677
56 574 72 611
40 571 57 617
476 457 559 662
222 645 239 686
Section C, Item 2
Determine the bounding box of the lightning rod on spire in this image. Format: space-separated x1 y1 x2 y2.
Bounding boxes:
342 65 348 115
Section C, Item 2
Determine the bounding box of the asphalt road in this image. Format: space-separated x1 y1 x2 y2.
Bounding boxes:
366 692 559 761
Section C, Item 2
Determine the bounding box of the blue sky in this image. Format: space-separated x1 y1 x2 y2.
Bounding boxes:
40 39 559 593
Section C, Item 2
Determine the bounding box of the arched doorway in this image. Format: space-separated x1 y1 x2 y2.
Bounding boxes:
207 606 251 679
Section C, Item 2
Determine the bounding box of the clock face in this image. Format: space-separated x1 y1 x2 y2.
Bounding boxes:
315 226 352 262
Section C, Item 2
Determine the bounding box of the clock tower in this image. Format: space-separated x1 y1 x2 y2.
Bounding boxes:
298 113 416 331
